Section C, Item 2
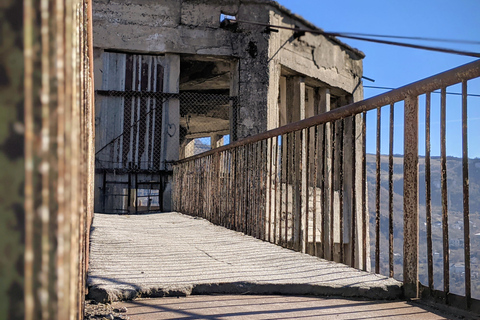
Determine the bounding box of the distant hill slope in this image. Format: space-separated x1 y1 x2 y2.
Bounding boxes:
365 154 480 297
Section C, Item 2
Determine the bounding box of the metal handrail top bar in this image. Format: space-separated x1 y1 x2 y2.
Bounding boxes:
175 59 480 164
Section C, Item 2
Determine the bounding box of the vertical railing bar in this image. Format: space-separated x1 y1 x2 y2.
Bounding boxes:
403 95 419 298
339 119 345 263
254 143 257 237
462 80 471 309
135 171 138 215
441 87 449 301
285 133 290 248
234 148 238 230
425 92 434 292
262 139 267 241
269 137 273 242
389 103 395 278
362 111 367 271
313 125 318 257
306 127 311 255
251 143 256 237
274 136 279 244
351 115 357 268
241 146 245 233
330 121 336 261
280 135 284 246
321 124 326 259
375 106 381 274
297 130 302 252
292 132 296 250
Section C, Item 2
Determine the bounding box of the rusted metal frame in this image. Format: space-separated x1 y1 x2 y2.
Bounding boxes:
279 135 285 246
294 130 302 252
253 142 258 237
305 127 311 255
330 121 335 261
462 80 472 309
273 136 279 244
268 137 274 242
389 103 395 278
247 144 251 235
135 172 138 214
375 106 381 274
425 92 434 292
339 119 345 263
285 133 290 248
321 124 326 259
362 111 367 271
262 139 268 241
261 140 266 240
313 126 318 257
441 87 449 301
40 0 53 314
351 116 357 268
175 60 480 165
403 95 419 299
216 153 221 225
238 147 243 231
255 143 259 237
233 148 239 230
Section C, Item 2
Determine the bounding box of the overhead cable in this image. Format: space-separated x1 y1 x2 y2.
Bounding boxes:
234 19 480 58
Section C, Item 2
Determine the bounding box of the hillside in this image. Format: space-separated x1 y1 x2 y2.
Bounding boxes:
365 154 480 298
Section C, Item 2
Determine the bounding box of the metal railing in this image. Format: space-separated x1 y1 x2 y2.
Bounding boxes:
173 60 480 312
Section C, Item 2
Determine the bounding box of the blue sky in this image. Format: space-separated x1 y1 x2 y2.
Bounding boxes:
275 0 480 157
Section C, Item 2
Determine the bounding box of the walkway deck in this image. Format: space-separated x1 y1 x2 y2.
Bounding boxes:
87 212 402 302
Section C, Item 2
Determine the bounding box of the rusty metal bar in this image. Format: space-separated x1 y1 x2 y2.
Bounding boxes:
362 111 367 271
273 137 278 244
339 119 345 263
389 103 394 278
462 80 472 309
313 126 318 256
269 138 273 242
294 130 301 251
280 135 285 245
175 60 480 165
351 116 357 268
425 92 434 292
441 87 449 301
375 107 381 274
305 128 311 254
285 133 289 248
321 124 326 259
403 95 419 298
330 121 335 261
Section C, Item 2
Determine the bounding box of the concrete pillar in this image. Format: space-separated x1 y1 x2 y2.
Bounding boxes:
211 134 223 149
161 53 180 211
279 76 287 126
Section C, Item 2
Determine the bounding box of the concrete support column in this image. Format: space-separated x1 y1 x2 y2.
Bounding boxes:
211 134 223 149
161 53 180 211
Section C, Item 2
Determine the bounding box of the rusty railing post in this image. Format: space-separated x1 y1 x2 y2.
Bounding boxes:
403 95 419 298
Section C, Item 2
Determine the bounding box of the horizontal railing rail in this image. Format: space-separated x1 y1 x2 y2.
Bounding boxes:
173 59 480 312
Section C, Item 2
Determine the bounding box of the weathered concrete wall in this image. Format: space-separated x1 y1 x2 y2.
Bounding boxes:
268 8 363 96
93 0 234 56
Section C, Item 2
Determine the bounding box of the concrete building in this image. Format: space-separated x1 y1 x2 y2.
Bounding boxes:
92 0 364 213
